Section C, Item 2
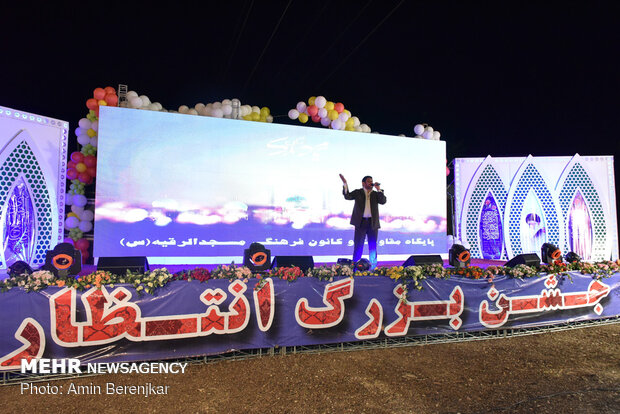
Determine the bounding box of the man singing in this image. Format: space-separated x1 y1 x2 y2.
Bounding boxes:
340 174 387 269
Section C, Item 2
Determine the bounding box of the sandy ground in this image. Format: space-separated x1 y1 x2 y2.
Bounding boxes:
2 323 619 413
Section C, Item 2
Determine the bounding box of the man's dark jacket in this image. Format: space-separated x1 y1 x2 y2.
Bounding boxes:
343 187 387 230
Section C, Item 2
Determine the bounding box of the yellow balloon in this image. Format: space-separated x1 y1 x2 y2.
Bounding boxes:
345 125 354 131
76 163 87 173
308 96 316 106
298 113 308 123
243 114 252 121
86 128 96 137
260 107 270 117
325 101 334 111
251 112 260 121
345 118 355 127
67 212 78 218
328 110 338 121
98 100 107 106
344 109 351 117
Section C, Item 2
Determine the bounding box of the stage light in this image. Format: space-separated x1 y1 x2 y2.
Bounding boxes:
449 244 471 269
8 261 33 277
564 251 581 264
541 243 562 264
243 242 271 272
355 259 371 272
41 243 82 277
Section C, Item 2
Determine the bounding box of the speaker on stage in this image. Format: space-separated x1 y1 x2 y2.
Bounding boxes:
97 256 149 275
504 253 540 268
402 255 443 267
271 256 314 271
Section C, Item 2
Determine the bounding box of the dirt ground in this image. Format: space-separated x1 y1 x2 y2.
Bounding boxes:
2 323 619 413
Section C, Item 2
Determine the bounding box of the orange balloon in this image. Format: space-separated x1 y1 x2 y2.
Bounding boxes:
93 88 106 100
104 93 118 106
104 86 116 94
307 105 318 117
334 102 345 113
86 98 98 110
311 114 321 123
75 162 87 173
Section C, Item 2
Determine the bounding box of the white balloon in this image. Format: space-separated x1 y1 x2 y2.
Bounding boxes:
338 112 350 122
195 103 205 112
90 120 98 132
78 221 93 232
65 192 74 205
147 103 158 111
351 116 360 127
71 205 84 215
78 118 91 129
414 124 425 135
73 194 87 207
251 105 260 113
222 104 233 116
153 102 163 111
318 108 328 118
89 137 98 147
288 109 300 120
425 126 434 134
296 102 307 113
77 134 90 146
178 105 189 114
80 210 94 222
139 95 151 106
314 96 326 108
222 99 232 105
422 130 433 139
267 115 273 123
320 117 331 127
126 90 138 99
212 101 222 108
354 126 362 132
129 97 143 108
242 105 252 116
187 108 198 115
212 108 224 118
331 119 344 130
433 131 441 140
65 216 79 229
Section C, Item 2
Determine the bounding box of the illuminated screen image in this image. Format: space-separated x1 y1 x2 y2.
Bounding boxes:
94 107 447 263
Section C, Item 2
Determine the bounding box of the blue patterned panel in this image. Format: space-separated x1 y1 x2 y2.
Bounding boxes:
0 141 52 267
479 192 503 259
3 178 35 263
558 163 607 261
507 163 560 256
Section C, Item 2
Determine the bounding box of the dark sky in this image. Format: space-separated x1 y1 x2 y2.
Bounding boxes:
2 1 619 182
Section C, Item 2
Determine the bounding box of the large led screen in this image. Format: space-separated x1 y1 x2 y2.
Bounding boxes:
94 107 446 263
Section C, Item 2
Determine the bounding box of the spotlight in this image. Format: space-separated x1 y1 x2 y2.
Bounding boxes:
541 243 562 264
41 243 82 277
449 244 471 269
8 261 33 277
243 242 271 272
355 259 371 272
564 251 581 264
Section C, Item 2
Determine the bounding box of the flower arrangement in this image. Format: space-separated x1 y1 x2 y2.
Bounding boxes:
1 259 618 295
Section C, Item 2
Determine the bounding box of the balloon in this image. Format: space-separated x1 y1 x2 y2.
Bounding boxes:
328 110 339 121
250 112 260 121
311 114 321 123
126 90 138 99
212 108 224 118
325 101 334 111
422 131 433 139
334 102 345 113
89 137 98 147
320 117 331 127
104 86 116 94
86 128 96 138
78 172 92 184
90 120 98 131
139 95 151 106
71 205 84 215
307 105 318 117
296 102 307 113
288 109 300 120
73 194 87 207
97 100 107 107
78 118 91 129
425 126 434 134
338 112 350 122
331 119 343 130
75 238 90 251
351 116 360 127
318 108 327 118
81 249 90 262
83 155 96 168
314 96 326 109
446 167 451 176
298 113 308 123
87 166 96 177
66 168 78 180
308 96 316 106
222 104 233 116
80 210 94 222
260 107 270 117
104 93 118 106
64 237 75 246
414 124 425 135
77 134 90 146
67 212 78 218
65 193 74 205
78 221 93 232
86 98 98 111
93 88 106 100
75 163 87 173
65 216 79 229
187 109 198 115
433 131 441 140
70 151 84 163
130 97 143 108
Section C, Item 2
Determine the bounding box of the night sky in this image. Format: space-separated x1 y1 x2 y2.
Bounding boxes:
3 1 619 233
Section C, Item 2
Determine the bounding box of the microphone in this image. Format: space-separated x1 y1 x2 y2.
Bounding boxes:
374 182 381 187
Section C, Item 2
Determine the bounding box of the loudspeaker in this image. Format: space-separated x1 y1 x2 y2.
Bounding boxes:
97 256 149 275
402 255 443 267
271 256 314 270
504 253 540 268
